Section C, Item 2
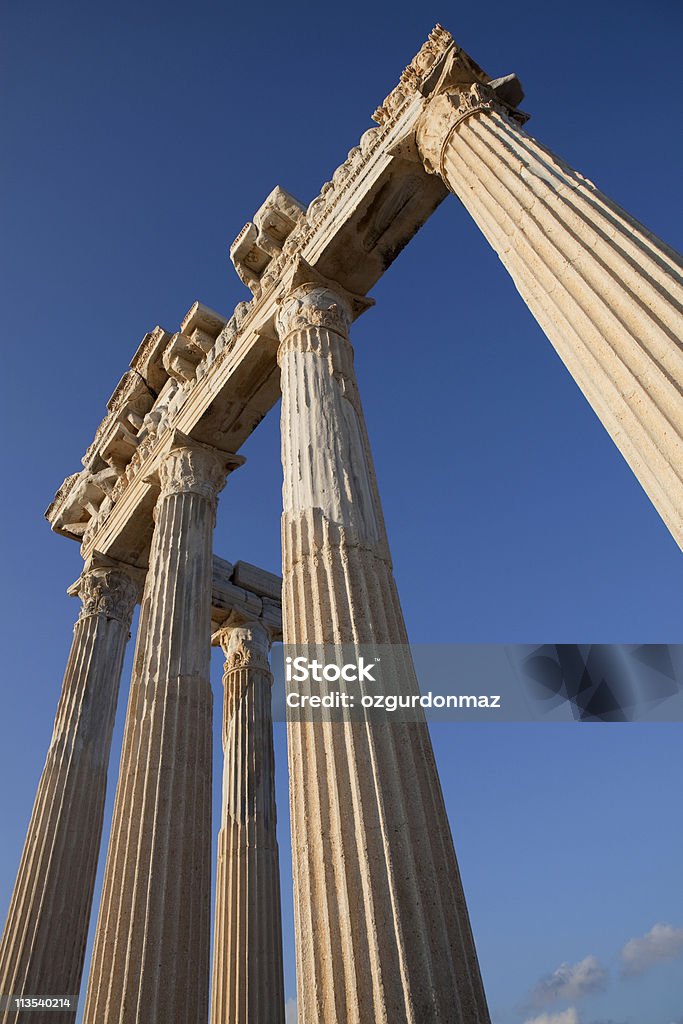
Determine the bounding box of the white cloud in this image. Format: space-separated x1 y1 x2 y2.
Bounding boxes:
620 923 683 976
527 955 607 1008
285 997 297 1024
524 1008 581 1024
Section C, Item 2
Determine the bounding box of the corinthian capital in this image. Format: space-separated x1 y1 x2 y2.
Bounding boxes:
416 78 529 176
68 552 144 624
276 284 352 342
157 431 245 504
416 85 499 174
216 620 273 675
275 258 374 347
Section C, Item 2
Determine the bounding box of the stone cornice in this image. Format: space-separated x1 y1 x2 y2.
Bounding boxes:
371 25 488 126
45 26 494 567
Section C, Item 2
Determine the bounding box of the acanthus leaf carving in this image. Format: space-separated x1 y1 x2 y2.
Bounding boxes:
276 284 352 342
71 564 142 624
156 433 244 506
219 620 272 675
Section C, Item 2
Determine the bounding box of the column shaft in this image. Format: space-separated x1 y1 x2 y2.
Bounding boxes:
0 561 139 1024
417 86 683 547
82 438 241 1024
210 622 285 1024
277 282 490 1024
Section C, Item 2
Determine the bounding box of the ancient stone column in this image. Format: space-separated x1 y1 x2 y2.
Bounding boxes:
210 620 285 1024
0 555 141 1024
276 276 490 1024
82 432 243 1024
416 81 683 549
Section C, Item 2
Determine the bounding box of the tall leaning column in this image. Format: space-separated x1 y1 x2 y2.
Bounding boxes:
415 79 683 548
83 432 243 1024
276 272 490 1024
210 620 285 1024
0 555 141 1024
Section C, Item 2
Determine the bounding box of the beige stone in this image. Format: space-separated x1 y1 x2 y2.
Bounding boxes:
415 76 683 548
21 22 683 1024
275 272 491 1024
210 617 285 1024
81 434 243 1024
0 555 142 1024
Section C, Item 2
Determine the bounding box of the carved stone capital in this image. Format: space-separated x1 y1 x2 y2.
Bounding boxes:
416 81 529 177
68 553 144 624
416 85 497 175
156 431 245 504
216 620 273 675
276 284 352 343
275 258 374 351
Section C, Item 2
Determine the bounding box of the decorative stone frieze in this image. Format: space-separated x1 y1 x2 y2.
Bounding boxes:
28 27 683 1024
230 186 306 295
46 28 457 567
130 325 172 393
372 23 466 125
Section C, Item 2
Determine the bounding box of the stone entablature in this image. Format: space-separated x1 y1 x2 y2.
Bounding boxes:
7 21 682 1024
210 556 282 639
230 186 307 296
43 17 682 566
47 25 517 567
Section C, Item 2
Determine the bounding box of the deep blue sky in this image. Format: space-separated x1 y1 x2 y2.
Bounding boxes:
1 2 682 1022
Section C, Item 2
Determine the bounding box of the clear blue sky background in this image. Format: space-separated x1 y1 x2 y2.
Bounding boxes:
1 2 682 1022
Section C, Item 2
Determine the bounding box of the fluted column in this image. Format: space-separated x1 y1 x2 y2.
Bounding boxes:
416 81 683 548
82 432 243 1024
210 620 285 1024
0 555 141 1024
276 276 490 1024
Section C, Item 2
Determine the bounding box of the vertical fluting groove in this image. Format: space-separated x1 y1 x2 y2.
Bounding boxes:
83 442 235 1024
0 564 138 1024
445 124 683 530
460 117 683 435
479 113 683 299
421 95 683 547
277 283 491 1024
445 125 683 503
445 142 682 531
210 625 285 1024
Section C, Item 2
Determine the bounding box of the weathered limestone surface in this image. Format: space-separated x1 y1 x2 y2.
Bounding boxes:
82 434 243 1024
210 619 285 1024
415 77 683 549
45 29 457 569
276 273 490 1024
24 24 682 1024
0 556 141 1024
